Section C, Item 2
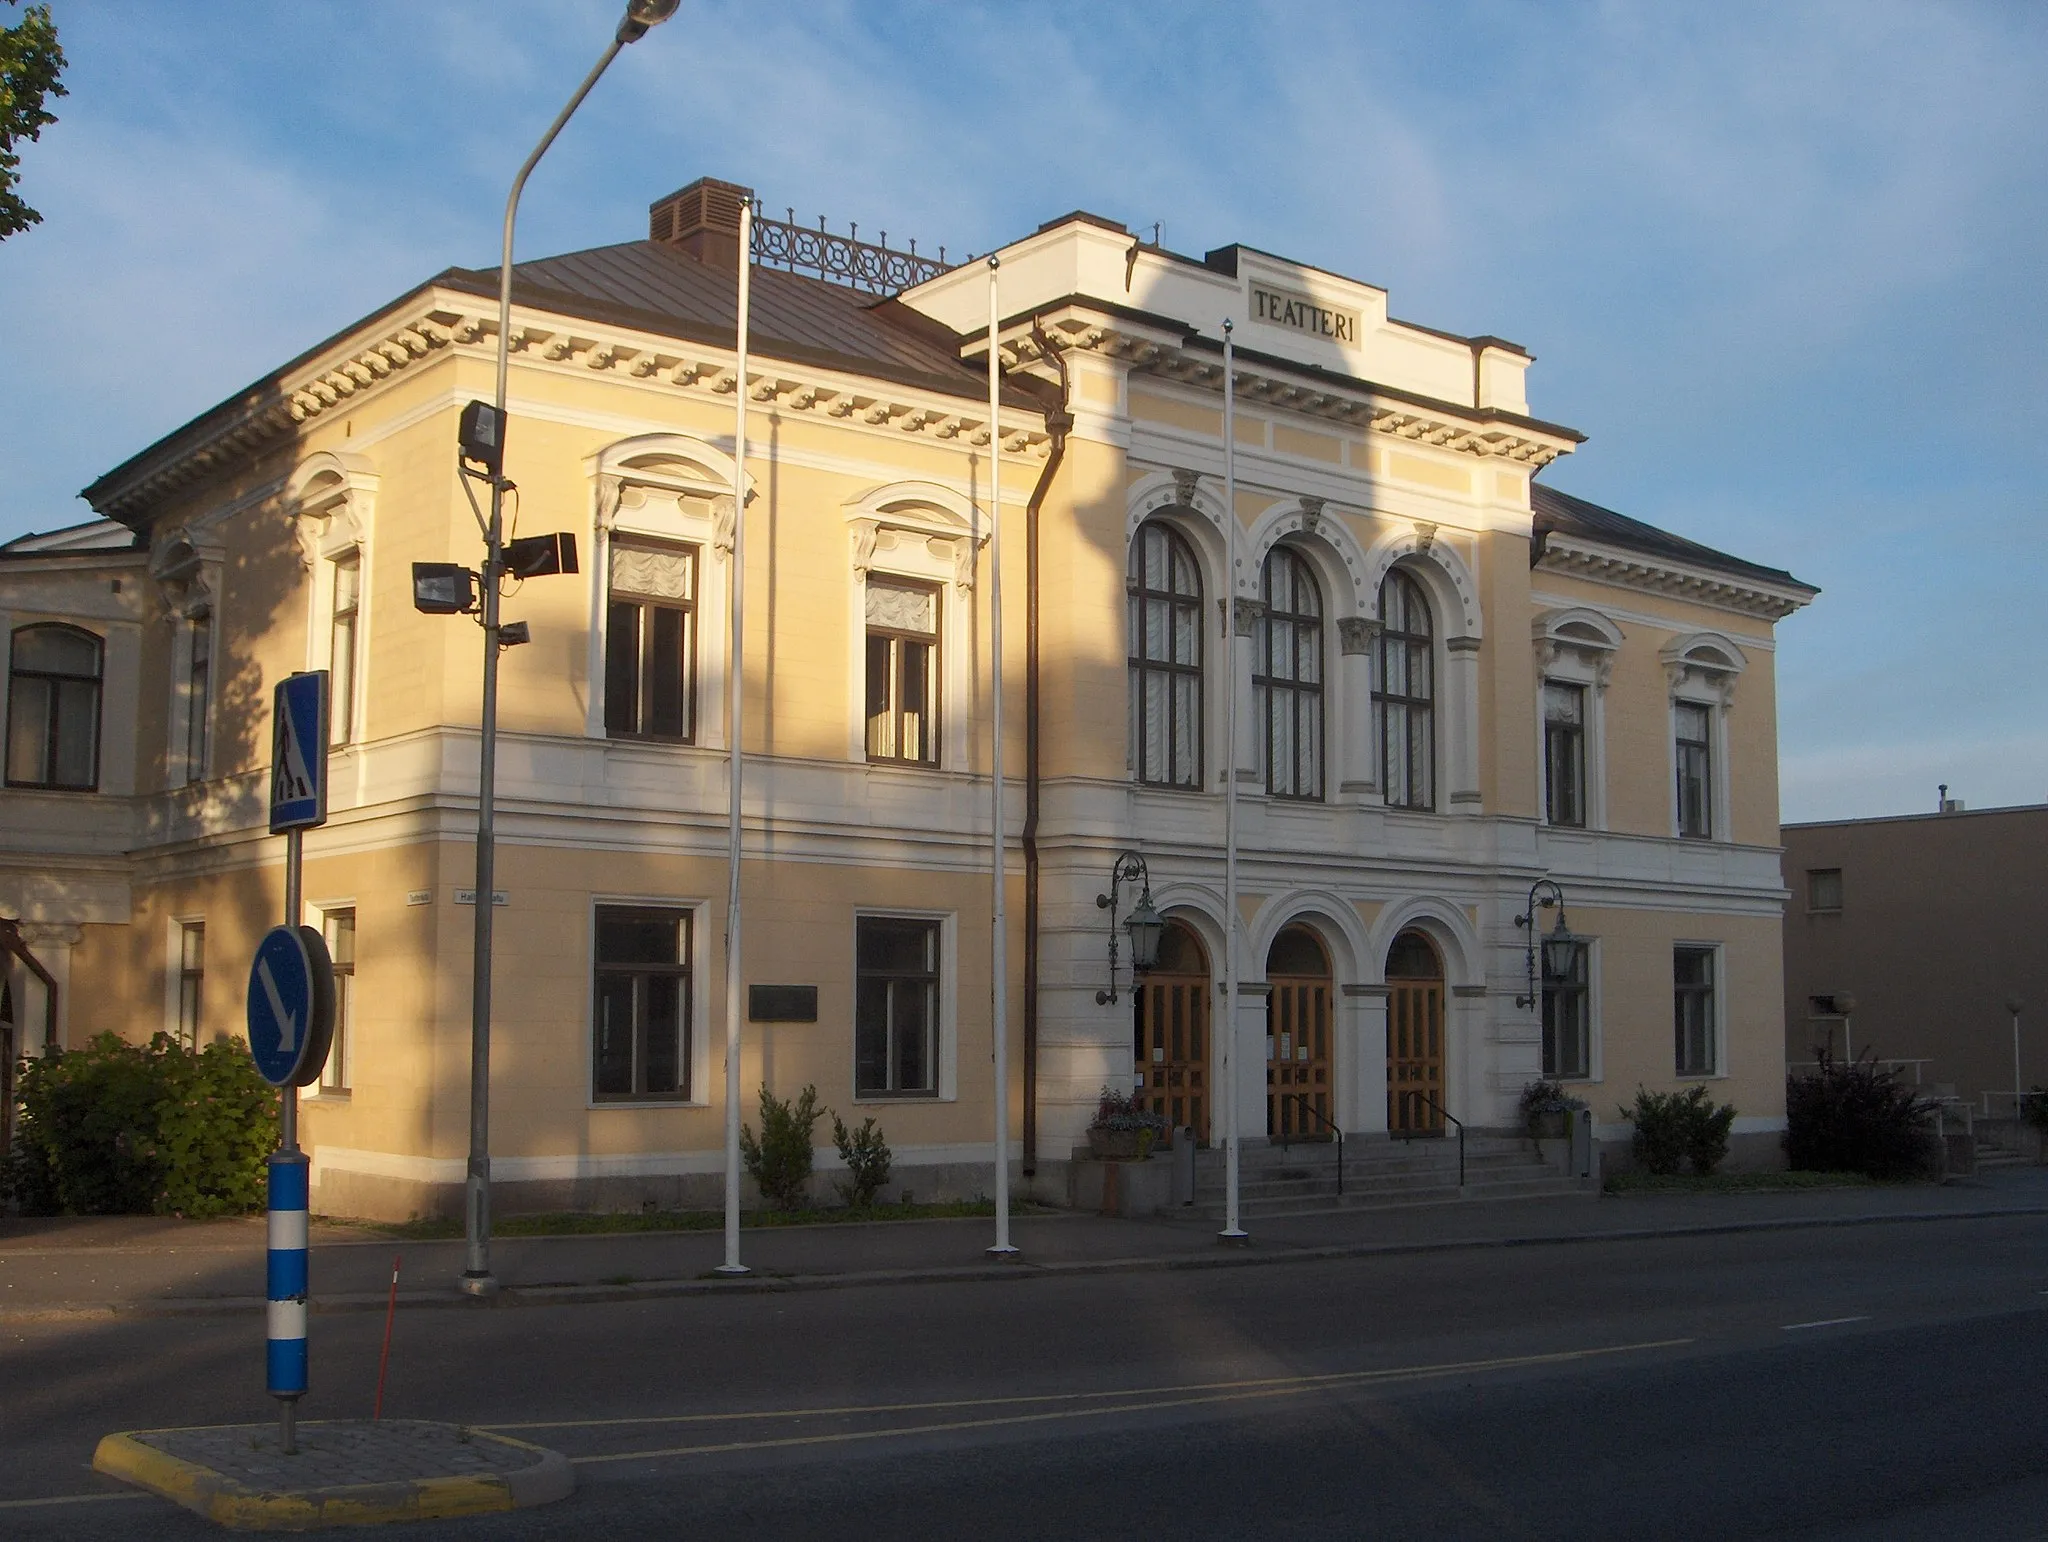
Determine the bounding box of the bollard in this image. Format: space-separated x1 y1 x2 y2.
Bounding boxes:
267 1151 311 1450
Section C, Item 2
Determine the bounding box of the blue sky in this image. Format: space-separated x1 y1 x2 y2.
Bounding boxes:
2 0 2043 822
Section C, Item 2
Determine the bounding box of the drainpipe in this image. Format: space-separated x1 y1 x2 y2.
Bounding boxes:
1021 320 1073 1179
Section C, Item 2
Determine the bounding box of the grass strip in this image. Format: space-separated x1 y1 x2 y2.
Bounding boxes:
330 1198 1052 1241
1602 1169 1886 1195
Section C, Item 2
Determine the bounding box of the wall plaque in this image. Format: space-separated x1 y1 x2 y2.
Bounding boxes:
749 984 818 1022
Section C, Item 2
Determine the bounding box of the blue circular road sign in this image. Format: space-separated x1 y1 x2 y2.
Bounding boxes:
246 925 335 1088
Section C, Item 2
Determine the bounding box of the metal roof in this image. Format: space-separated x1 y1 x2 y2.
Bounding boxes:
440 240 992 401
1531 482 1812 592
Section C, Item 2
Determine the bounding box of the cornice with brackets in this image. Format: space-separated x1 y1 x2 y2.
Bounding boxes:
88 290 1052 526
1535 531 1813 622
996 307 1579 470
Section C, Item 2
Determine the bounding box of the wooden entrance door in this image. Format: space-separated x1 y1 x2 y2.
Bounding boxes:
1134 922 1210 1142
1266 925 1333 1139
1385 929 1445 1134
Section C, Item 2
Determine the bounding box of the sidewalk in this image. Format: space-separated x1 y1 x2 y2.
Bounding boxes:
7 1169 2048 1320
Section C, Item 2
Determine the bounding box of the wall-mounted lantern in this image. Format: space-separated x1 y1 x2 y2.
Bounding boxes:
1094 851 1164 1006
1514 878 1578 1009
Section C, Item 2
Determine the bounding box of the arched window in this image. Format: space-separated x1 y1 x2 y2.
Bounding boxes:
1375 569 1435 809
1255 546 1323 800
1128 521 1203 789
6 624 103 791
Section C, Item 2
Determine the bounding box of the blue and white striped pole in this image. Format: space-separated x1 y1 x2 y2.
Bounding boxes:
267 1150 310 1415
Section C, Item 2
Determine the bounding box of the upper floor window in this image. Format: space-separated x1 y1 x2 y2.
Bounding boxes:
329 555 360 748
1675 701 1713 839
185 610 213 780
1375 569 1434 810
865 578 939 766
6 624 102 791
1543 681 1586 827
1128 521 1202 790
1807 868 1843 914
605 538 696 742
1256 546 1323 801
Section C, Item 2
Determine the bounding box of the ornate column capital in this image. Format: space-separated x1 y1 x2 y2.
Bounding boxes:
1337 616 1381 656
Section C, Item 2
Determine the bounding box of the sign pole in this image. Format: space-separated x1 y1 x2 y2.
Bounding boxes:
258 672 333 1457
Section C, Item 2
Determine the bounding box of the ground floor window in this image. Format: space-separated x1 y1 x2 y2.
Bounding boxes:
320 909 354 1094
1674 945 1717 1076
856 916 939 1098
175 921 204 1048
1541 939 1591 1079
593 906 691 1101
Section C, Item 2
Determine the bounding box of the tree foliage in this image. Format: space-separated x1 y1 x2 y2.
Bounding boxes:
0 1 67 240
1784 1047 1935 1180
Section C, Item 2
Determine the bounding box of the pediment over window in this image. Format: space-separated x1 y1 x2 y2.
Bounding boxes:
1534 606 1622 684
590 435 749 554
1661 630 1746 705
285 451 377 570
843 481 984 591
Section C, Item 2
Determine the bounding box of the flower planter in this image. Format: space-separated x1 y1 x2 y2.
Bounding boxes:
1527 1110 1568 1141
1087 1127 1155 1160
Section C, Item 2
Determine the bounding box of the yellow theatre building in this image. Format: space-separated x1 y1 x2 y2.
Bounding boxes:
0 178 1815 1218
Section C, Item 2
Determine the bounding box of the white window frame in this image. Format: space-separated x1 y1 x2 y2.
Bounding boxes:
851 907 958 1104
586 895 710 1109
1541 934 1601 1083
844 486 982 772
1533 608 1620 831
1662 634 1744 844
163 916 206 1048
290 456 376 753
312 903 356 1097
1673 940 1726 1079
587 442 746 751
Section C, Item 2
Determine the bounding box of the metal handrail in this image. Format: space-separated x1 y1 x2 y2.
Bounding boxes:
1396 1090 1465 1188
1276 1094 1344 1197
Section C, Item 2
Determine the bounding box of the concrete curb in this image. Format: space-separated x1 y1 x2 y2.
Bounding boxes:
13 1203 2048 1323
92 1421 572 1530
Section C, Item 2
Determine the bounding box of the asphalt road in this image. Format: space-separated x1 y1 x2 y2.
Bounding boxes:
6 1214 2047 1539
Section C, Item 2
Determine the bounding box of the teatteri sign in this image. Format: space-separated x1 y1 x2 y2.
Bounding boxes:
1250 283 1361 346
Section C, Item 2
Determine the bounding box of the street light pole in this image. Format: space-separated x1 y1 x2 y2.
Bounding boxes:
461 0 679 1299
2007 994 2025 1126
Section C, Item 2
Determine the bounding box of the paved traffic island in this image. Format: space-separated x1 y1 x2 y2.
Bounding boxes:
92 1419 572 1529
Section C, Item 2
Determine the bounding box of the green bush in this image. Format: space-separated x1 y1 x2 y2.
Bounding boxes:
5 1034 279 1217
1785 1049 1934 1179
831 1113 892 1208
739 1083 822 1210
1622 1085 1736 1176
2021 1087 2048 1132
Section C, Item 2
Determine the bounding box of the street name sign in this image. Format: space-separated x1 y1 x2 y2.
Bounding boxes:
246 924 335 1087
269 672 330 834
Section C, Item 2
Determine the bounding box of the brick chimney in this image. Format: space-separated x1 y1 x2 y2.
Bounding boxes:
648 177 753 266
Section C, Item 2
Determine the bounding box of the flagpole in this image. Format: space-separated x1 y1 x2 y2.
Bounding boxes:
717 199 753 1277
1220 317 1247 1243
987 256 1017 1258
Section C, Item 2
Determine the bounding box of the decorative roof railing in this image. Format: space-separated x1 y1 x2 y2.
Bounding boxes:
750 207 956 296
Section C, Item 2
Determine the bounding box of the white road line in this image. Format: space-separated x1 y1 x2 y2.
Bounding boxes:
1781 1316 1871 1331
0 1492 150 1510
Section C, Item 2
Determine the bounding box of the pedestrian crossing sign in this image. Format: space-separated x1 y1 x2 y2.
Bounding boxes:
269 672 329 833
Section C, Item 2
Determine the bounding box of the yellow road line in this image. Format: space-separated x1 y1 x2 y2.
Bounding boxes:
559 1339 1693 1464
